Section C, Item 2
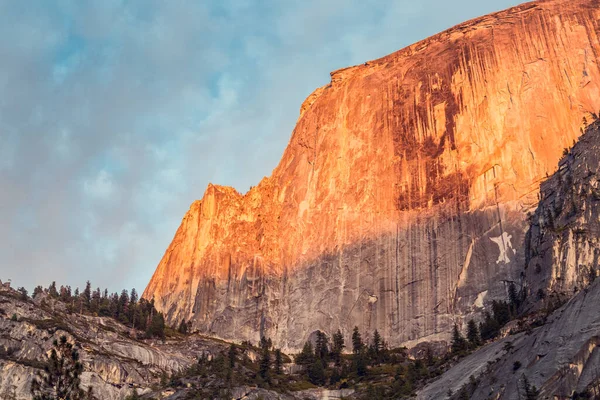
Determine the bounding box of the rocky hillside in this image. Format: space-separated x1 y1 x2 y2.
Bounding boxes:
418 120 600 399
0 286 227 400
144 0 600 351
525 118 600 303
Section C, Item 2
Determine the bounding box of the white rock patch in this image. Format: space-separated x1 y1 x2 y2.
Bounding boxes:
474 290 488 308
490 232 514 264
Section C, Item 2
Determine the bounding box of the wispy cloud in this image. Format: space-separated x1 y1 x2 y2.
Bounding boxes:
0 0 521 293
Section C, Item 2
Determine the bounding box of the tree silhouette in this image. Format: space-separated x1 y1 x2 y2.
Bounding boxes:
331 329 345 366
352 326 364 354
31 336 93 400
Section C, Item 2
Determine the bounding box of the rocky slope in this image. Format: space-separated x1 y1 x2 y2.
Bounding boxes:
419 120 600 399
0 287 225 400
525 118 600 302
418 277 600 399
144 0 600 351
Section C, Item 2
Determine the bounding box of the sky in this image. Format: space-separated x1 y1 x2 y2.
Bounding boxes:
0 0 522 294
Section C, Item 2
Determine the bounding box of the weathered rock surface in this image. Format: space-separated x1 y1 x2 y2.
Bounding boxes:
418 276 600 399
525 119 600 302
0 287 225 400
144 0 600 351
419 121 600 400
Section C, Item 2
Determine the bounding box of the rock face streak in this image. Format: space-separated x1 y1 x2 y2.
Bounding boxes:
144 0 600 350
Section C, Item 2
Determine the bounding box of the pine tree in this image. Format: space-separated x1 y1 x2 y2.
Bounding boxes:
308 359 326 385
31 336 93 400
466 319 481 347
259 336 269 350
90 288 101 314
315 331 329 362
17 287 28 301
508 282 520 316
492 300 511 326
33 285 44 299
369 329 383 364
479 311 500 341
274 349 283 375
130 288 138 304
178 319 188 334
146 312 165 339
353 351 368 376
295 341 315 366
48 282 58 298
352 326 364 354
228 344 236 369
451 323 467 354
83 281 92 308
331 329 345 366
59 286 69 302
259 345 270 382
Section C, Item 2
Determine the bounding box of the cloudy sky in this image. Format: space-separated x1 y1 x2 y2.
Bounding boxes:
1 0 521 294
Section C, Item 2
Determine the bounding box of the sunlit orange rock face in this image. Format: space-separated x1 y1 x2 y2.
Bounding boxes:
144 0 600 350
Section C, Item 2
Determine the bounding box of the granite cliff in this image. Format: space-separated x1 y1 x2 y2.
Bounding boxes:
144 0 600 351
419 120 600 399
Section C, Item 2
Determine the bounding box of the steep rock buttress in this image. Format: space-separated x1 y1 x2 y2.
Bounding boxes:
144 0 600 351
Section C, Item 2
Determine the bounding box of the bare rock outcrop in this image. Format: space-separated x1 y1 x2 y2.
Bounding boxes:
0 287 224 400
144 0 600 351
418 276 600 399
525 119 600 301
419 119 600 400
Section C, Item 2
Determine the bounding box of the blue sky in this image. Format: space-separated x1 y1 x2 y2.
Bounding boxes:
0 0 521 294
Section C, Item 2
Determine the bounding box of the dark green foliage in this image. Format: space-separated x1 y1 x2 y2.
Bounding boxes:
479 300 512 341
33 285 44 298
118 289 129 324
353 350 368 376
295 341 315 366
259 336 272 351
457 385 469 400
331 329 345 366
17 287 28 301
503 341 514 352
11 313 17 322
315 331 329 362
228 344 236 369
368 329 384 364
308 359 326 385
352 326 364 354
48 282 58 298
41 280 160 336
508 282 521 316
129 288 138 304
90 288 101 314
146 312 166 339
479 311 499 341
259 344 271 382
521 374 539 399
31 336 93 400
178 319 188 334
536 289 546 300
274 349 283 375
451 324 467 354
466 320 480 348
83 281 92 308
513 361 522 372
493 300 511 326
